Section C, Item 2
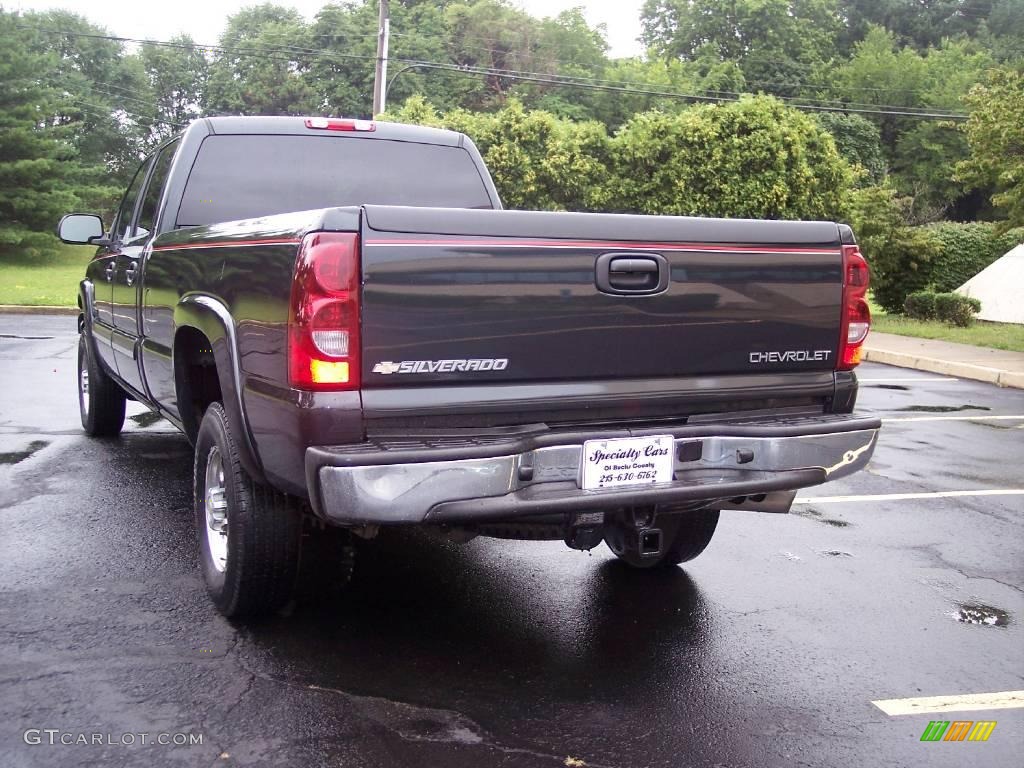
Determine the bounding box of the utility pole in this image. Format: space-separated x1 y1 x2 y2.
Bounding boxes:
372 0 390 116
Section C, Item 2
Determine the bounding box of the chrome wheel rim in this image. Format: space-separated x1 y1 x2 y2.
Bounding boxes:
79 363 90 415
204 446 228 572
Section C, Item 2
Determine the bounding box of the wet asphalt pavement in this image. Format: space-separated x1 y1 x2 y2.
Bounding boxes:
1 313 1022 768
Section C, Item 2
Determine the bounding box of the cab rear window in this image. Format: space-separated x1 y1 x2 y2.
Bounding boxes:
177 134 493 227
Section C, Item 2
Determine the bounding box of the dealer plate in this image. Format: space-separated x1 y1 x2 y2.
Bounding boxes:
581 435 675 490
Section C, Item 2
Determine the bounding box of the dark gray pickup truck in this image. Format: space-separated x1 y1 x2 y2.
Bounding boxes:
60 115 879 618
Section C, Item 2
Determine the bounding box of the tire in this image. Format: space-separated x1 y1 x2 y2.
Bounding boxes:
78 333 126 437
605 509 720 569
193 402 302 618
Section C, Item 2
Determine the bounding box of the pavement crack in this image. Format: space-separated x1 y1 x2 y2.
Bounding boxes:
910 543 1024 596
948 567 1024 596
0 670 76 686
230 650 612 767
223 672 256 722
307 681 613 766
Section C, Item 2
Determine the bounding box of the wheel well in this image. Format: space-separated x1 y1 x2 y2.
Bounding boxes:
174 327 222 443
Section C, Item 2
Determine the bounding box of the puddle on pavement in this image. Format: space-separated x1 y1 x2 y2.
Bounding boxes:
870 384 909 391
0 334 54 340
897 404 991 413
129 411 165 428
953 602 1010 628
0 440 49 465
791 507 851 528
818 550 852 557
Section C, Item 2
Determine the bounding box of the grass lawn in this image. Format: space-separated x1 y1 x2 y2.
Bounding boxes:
869 294 1024 353
0 244 93 307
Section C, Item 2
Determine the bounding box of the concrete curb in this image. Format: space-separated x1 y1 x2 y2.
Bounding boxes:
864 347 1023 389
0 305 77 316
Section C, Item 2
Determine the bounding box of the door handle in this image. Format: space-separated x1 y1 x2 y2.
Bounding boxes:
595 253 669 296
125 260 138 286
105 263 115 282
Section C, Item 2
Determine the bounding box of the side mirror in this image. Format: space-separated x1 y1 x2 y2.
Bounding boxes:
58 214 108 245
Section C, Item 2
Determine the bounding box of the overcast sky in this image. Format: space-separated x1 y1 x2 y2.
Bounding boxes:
8 0 646 57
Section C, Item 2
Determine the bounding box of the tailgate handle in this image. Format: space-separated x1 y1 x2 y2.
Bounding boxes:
611 258 658 274
596 253 669 296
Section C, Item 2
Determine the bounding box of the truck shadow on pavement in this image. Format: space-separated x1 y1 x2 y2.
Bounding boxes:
254 528 713 711
94 430 713 718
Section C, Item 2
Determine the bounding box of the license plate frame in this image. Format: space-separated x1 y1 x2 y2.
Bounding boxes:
580 435 675 491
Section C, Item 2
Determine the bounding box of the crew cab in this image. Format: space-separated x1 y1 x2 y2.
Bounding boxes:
59 116 879 618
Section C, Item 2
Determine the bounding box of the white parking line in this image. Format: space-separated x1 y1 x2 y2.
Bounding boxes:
882 414 1024 423
860 377 958 383
794 489 1024 504
872 690 1024 716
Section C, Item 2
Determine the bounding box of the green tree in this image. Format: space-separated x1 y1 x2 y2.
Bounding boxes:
836 0 1010 52
641 0 842 95
833 26 928 145
610 96 852 219
0 12 111 256
206 4 317 115
815 112 887 185
23 10 151 182
890 39 995 217
138 35 209 143
845 185 942 312
834 29 996 217
957 67 1024 230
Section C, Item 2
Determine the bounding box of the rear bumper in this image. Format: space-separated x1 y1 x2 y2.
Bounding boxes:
305 414 880 526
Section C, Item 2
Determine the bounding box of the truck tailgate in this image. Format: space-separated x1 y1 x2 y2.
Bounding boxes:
359 206 844 385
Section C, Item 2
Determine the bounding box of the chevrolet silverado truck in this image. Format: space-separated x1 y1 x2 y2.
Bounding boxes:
59 115 879 618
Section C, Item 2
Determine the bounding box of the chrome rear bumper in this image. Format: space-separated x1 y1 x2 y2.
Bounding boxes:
306 415 880 525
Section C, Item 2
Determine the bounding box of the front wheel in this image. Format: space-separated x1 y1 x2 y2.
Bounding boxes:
605 509 720 568
193 403 302 618
78 334 126 437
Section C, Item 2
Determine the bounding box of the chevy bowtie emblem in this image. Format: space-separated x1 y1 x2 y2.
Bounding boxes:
372 361 402 375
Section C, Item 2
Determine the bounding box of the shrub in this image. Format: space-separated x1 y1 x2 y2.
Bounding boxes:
386 97 613 212
610 96 853 220
934 292 981 327
904 291 937 320
846 186 942 313
391 95 854 221
926 222 1024 292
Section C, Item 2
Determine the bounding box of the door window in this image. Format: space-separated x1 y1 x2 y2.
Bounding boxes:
134 139 180 240
111 159 151 243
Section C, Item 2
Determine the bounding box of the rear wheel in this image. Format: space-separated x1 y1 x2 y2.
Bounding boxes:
78 333 126 437
194 403 302 618
605 508 720 568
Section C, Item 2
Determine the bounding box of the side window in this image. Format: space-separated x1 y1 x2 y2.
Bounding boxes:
134 139 180 240
112 159 151 243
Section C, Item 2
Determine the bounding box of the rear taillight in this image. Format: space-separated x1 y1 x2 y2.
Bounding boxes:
288 232 360 390
838 244 871 371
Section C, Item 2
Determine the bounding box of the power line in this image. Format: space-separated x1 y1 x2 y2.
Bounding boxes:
15 24 969 120
387 62 968 120
12 23 940 104
66 100 181 133
13 24 381 64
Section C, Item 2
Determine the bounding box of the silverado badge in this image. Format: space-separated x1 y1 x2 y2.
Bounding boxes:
371 359 509 375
